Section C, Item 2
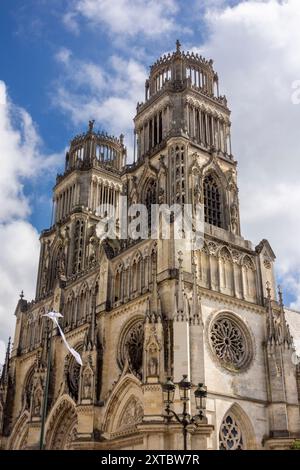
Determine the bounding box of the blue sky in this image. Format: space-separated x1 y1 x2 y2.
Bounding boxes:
1 0 300 361
0 0 210 230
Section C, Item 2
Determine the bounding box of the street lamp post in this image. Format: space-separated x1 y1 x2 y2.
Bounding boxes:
162 375 207 451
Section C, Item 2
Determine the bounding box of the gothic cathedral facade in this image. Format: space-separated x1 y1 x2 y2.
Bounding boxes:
1 43 300 450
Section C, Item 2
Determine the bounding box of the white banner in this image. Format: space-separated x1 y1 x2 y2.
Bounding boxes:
43 311 83 366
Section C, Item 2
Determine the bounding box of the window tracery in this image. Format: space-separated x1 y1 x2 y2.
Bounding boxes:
170 145 185 204
219 413 244 450
209 314 252 371
119 320 144 378
203 174 222 228
23 368 35 410
67 355 81 401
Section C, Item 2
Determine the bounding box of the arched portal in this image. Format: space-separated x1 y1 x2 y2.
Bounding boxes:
45 396 77 450
102 374 143 439
8 411 29 450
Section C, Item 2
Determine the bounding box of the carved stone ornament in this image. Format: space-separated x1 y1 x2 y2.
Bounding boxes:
32 388 42 417
230 202 238 234
147 342 159 377
208 241 218 255
82 369 93 400
263 258 271 269
119 396 143 430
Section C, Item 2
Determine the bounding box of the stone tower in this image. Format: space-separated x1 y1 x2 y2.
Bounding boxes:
1 42 300 451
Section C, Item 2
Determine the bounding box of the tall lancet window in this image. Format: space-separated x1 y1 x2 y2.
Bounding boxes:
145 179 157 231
173 145 185 204
203 174 222 228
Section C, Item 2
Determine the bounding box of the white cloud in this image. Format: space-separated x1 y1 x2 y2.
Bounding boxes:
0 81 61 357
0 221 40 357
0 340 5 369
197 0 300 308
52 51 147 157
62 11 80 35
0 82 60 222
55 47 73 65
63 0 178 37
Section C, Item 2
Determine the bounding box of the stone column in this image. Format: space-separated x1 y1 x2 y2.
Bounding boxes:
76 405 94 441
166 106 170 135
138 419 196 451
188 422 214 450
193 106 196 139
26 422 41 450
140 257 145 293
173 316 190 384
140 125 144 156
211 116 215 147
190 321 205 387
199 110 202 144
205 113 208 146
124 266 130 302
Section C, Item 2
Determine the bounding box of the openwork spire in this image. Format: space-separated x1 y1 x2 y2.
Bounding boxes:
265 282 293 347
278 285 293 346
84 285 98 351
266 281 276 343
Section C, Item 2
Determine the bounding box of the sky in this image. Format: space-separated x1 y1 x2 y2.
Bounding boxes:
1 0 300 365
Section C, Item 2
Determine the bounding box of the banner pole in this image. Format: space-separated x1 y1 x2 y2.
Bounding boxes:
39 321 53 450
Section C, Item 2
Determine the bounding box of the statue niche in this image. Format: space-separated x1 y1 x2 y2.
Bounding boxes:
230 197 239 235
79 361 94 403
147 343 159 377
144 327 161 382
32 388 42 418
56 246 66 279
83 370 92 400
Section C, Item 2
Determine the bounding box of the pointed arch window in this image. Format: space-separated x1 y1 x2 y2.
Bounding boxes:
219 413 244 450
115 267 123 302
132 260 139 293
203 174 222 228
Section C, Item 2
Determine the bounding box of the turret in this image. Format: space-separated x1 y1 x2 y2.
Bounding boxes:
63 120 126 175
134 40 231 163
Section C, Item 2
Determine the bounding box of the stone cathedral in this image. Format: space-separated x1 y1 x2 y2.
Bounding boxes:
1 42 300 451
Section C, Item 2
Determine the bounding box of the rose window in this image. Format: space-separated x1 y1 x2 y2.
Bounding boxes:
67 352 82 400
209 314 252 371
119 320 144 378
